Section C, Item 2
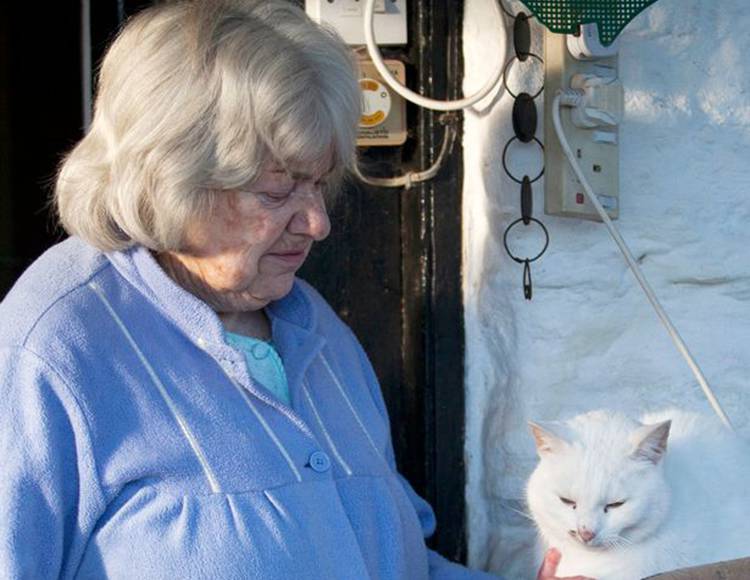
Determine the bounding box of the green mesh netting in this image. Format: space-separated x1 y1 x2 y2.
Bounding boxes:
517 0 659 46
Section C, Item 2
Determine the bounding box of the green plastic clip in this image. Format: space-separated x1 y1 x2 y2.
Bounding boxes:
516 0 660 46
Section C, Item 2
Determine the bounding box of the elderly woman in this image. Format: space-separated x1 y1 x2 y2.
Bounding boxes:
0 1 583 579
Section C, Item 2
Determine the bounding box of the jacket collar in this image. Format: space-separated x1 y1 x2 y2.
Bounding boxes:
106 245 325 397
266 292 325 396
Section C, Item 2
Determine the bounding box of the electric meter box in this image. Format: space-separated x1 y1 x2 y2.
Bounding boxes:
357 59 407 147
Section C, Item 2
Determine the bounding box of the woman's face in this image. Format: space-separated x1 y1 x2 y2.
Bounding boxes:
160 156 333 313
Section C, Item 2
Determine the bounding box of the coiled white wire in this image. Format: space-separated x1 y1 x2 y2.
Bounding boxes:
552 92 734 431
363 0 505 111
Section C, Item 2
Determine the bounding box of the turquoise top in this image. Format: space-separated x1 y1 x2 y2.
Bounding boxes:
225 331 291 406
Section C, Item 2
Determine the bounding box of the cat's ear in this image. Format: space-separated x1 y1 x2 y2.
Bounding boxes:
630 420 671 464
528 421 569 456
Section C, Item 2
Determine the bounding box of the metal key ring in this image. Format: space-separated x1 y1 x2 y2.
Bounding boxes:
503 217 550 263
501 136 545 185
498 1 537 20
498 0 516 18
502 52 544 100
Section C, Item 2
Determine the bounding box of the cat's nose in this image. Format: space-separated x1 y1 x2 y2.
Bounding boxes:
578 527 596 543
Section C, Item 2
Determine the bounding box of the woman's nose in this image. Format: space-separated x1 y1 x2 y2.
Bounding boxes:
289 194 331 241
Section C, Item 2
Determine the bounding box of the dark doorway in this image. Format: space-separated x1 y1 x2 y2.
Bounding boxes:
0 2 82 291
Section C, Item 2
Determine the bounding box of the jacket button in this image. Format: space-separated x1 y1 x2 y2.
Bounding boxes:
308 451 331 473
251 342 271 360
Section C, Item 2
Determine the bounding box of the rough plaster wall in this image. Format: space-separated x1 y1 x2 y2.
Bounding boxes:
462 1 750 578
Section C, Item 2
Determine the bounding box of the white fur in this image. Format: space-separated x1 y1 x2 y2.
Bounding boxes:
526 409 750 580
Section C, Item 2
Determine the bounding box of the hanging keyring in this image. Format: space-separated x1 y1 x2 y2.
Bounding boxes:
502 52 544 100
502 217 550 264
502 136 545 184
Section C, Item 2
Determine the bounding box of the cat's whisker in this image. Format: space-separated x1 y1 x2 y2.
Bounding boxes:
613 532 634 547
602 534 634 551
499 501 536 523
619 537 635 549
601 537 618 551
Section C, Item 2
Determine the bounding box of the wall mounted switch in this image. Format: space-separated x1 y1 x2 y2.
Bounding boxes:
305 0 408 46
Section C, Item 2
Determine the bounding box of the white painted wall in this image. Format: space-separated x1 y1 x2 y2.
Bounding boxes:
462 1 750 577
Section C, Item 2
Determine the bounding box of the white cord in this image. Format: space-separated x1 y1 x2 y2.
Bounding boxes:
353 118 457 188
552 93 735 432
363 0 505 111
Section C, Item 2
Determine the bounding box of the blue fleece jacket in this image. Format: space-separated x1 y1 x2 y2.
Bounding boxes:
0 238 497 580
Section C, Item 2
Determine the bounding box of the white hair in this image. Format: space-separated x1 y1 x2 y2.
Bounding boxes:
55 0 361 252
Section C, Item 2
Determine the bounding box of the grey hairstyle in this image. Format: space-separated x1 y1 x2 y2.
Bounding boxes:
55 0 361 251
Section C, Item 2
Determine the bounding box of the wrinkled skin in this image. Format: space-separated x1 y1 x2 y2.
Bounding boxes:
157 156 332 338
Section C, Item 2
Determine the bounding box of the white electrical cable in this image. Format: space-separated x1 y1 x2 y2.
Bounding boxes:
353 119 456 188
363 0 505 111
552 93 735 432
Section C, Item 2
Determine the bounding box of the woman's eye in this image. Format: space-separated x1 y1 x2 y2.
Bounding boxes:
559 497 577 509
260 191 291 202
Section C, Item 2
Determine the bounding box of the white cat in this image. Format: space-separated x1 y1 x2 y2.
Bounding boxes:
525 409 750 580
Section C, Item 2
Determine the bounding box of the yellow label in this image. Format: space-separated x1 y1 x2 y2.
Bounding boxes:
359 77 392 129
360 110 386 127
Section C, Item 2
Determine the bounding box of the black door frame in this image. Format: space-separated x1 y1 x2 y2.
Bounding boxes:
405 0 466 561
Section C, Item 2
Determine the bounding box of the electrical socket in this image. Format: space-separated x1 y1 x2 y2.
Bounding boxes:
544 29 620 221
305 0 408 46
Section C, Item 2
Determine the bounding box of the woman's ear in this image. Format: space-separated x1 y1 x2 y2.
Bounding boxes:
528 421 569 456
630 420 671 464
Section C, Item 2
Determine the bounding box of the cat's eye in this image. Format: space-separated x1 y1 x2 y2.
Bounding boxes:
559 497 577 509
604 500 626 513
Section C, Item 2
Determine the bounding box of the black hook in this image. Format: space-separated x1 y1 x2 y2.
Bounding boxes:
523 259 532 300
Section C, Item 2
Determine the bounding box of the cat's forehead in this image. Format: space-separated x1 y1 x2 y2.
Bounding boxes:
570 442 635 491
569 410 641 439
573 413 643 463
538 413 646 492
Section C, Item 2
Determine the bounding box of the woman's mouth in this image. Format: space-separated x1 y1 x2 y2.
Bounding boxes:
266 248 308 266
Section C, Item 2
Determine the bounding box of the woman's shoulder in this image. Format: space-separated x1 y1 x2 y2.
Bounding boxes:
0 237 111 348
